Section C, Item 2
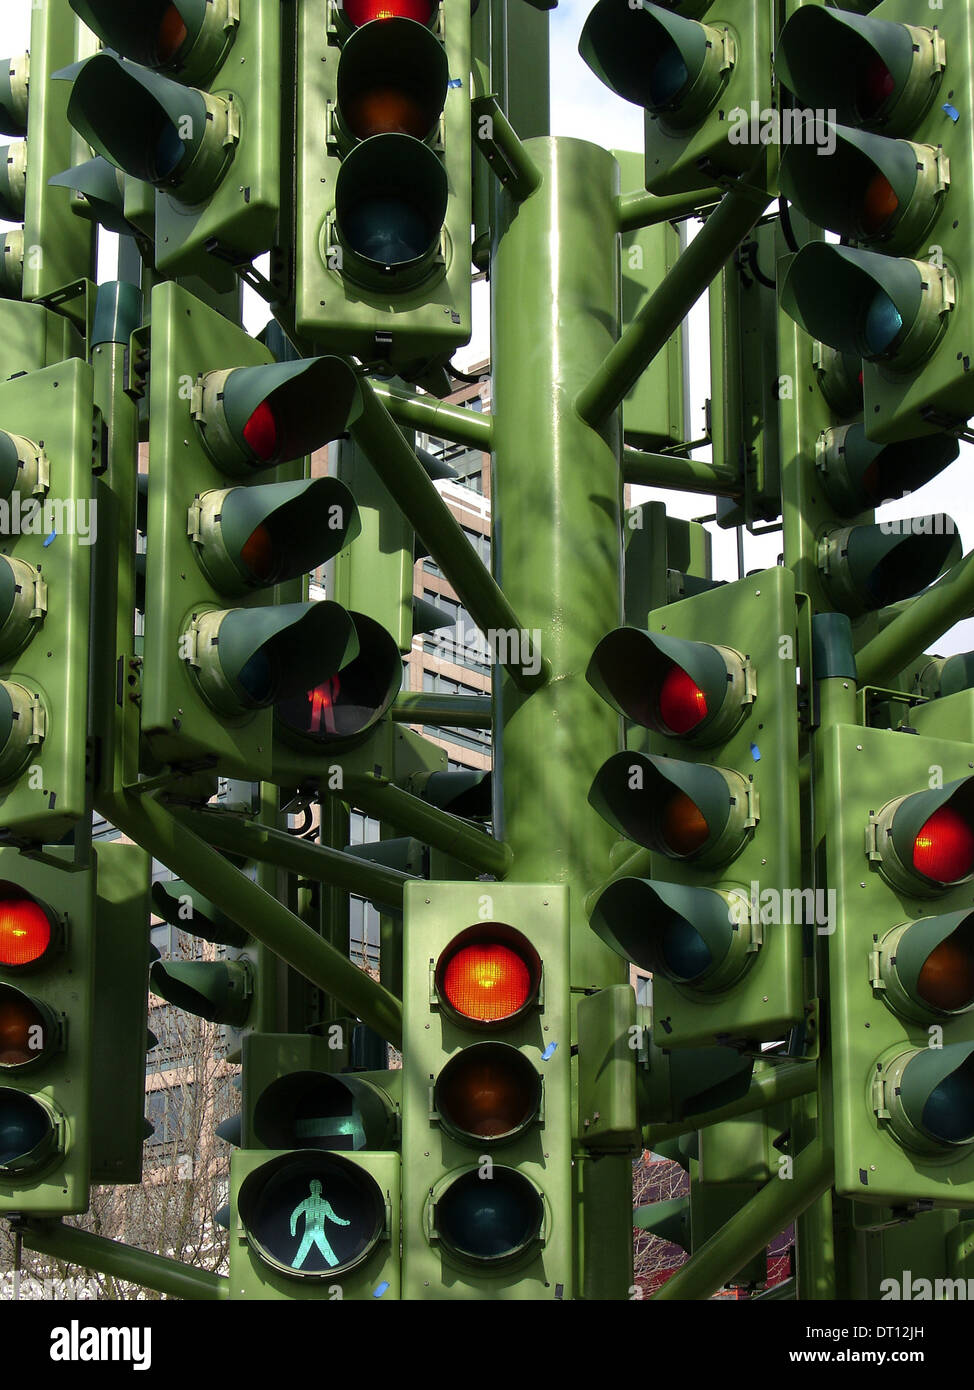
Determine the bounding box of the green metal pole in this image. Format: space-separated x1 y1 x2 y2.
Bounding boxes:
576 175 771 430
652 1141 834 1300
391 692 493 728
98 789 404 1047
491 137 631 1299
644 1063 817 1144
473 95 543 201
370 382 493 451
353 381 548 691
17 1221 228 1300
623 446 741 497
337 773 511 877
174 807 414 912
616 186 722 233
855 548 974 689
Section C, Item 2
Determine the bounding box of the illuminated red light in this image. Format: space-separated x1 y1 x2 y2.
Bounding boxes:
242 401 278 462
0 898 52 969
913 806 974 883
442 943 532 1024
344 0 436 25
658 665 708 735
158 4 189 63
305 677 341 736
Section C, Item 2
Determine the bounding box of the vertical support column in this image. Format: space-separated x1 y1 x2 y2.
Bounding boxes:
490 138 632 1298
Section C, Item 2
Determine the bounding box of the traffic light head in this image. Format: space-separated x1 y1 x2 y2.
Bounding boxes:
335 134 449 290
816 425 958 516
590 876 754 995
68 1 237 85
194 358 363 478
587 628 753 746
63 54 234 207
780 243 951 372
817 513 960 616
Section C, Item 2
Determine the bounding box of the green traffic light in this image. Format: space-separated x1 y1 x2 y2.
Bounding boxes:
194 357 363 477
61 53 236 206
780 124 946 256
775 6 944 137
590 877 756 994
589 751 755 868
237 1151 387 1280
68 0 236 86
818 513 960 615
780 242 951 372
251 1071 398 1152
190 477 359 594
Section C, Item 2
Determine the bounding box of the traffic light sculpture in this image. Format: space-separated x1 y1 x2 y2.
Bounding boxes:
777 0 974 442
141 281 400 779
283 0 471 378
824 723 974 1206
0 849 96 1214
61 0 282 282
401 882 572 1298
587 567 804 1048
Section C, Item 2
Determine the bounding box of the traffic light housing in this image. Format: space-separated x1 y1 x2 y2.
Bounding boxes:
824 723 974 1205
140 282 399 779
777 0 974 442
587 567 804 1048
402 881 572 1298
62 0 282 282
228 1032 400 1299
0 360 95 840
0 848 96 1215
579 0 773 194
282 0 472 378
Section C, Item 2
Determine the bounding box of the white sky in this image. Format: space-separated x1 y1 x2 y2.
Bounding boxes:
3 0 971 653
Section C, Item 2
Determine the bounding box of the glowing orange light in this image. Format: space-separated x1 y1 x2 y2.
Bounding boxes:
661 792 709 856
442 943 532 1024
0 898 52 968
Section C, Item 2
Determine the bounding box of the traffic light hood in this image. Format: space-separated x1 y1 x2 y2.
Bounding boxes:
780 243 950 371
59 54 234 205
775 7 943 136
68 1 236 85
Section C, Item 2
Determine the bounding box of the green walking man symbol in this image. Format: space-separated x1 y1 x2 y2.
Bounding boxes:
289 1178 351 1269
